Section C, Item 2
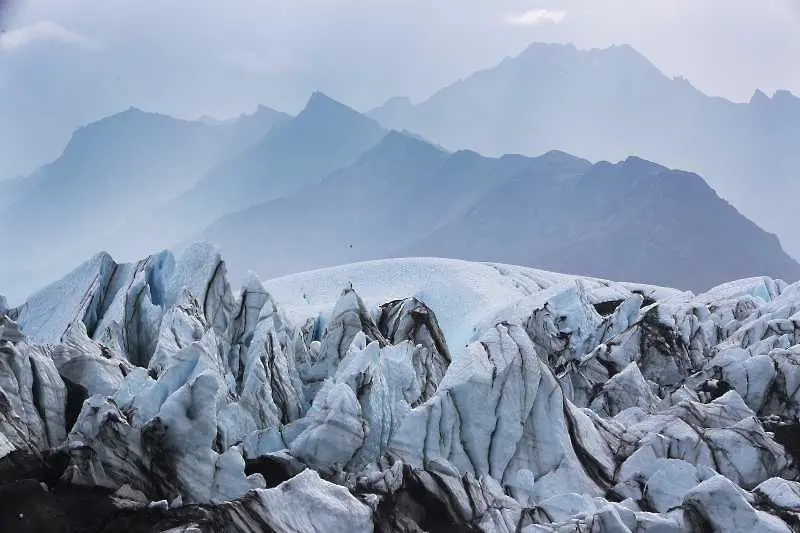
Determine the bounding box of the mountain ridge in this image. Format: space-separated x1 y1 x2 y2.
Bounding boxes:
0 103 290 304
3 79 798 304
368 42 800 259
133 92 388 254
196 129 799 292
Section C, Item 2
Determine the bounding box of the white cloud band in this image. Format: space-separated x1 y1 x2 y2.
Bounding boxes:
0 20 95 51
505 8 566 26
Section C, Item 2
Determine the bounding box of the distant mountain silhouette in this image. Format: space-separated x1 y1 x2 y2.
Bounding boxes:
153 92 386 243
4 86 799 303
402 156 800 291
198 131 800 291
0 104 287 303
369 42 800 258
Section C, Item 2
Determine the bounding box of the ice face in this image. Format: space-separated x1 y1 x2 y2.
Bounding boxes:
3 249 800 531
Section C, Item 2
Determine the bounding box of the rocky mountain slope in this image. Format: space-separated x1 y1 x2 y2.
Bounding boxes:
369 42 800 259
2 246 800 531
199 131 800 292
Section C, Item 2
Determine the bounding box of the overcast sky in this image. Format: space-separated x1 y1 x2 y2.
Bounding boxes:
1 0 799 176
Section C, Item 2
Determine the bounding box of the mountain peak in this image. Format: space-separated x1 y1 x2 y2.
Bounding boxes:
604 43 641 57
620 155 668 175
519 41 648 59
65 107 187 153
279 91 384 142
290 92 383 133
238 103 287 123
367 130 446 160
516 42 662 78
382 129 437 148
534 149 592 169
92 107 179 128
121 105 146 115
301 92 354 116
517 41 579 63
773 89 799 102
589 43 661 73
749 89 770 105
520 41 577 55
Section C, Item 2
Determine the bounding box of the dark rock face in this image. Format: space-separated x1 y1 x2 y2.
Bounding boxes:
0 451 213 533
244 455 302 488
765 421 800 463
371 466 480 533
0 478 205 533
3 250 800 531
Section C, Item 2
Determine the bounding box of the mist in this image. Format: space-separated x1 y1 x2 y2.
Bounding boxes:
1 0 800 303
2 0 799 177
3 4 800 530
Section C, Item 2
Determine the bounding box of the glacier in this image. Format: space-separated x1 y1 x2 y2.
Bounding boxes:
1 244 800 532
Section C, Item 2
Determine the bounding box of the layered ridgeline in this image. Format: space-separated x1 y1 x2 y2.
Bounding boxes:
3 92 798 304
369 43 800 259
200 131 800 292
164 92 386 225
0 93 385 304
2 244 800 531
0 104 289 303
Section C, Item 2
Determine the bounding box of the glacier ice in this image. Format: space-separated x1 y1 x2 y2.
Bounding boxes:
1 248 800 531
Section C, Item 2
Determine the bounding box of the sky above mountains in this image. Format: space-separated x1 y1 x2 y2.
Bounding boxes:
5 0 799 109
1 0 799 176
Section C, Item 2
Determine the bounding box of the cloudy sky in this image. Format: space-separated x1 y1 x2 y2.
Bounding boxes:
1 0 799 176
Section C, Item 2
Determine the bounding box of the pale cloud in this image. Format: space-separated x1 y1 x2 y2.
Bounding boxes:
505 8 566 26
0 20 96 51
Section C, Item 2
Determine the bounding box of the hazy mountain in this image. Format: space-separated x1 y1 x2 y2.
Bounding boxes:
198 131 799 291
222 104 292 148
199 131 584 278
402 156 800 291
369 42 800 258
0 174 41 211
150 92 387 246
0 104 288 304
5 84 798 302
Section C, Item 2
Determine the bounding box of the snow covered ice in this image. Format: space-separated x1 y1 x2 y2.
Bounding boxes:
2 245 800 532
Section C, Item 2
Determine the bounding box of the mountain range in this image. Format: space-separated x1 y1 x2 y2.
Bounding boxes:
0 104 288 301
135 92 386 249
369 42 800 259
200 130 800 292
2 44 800 303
